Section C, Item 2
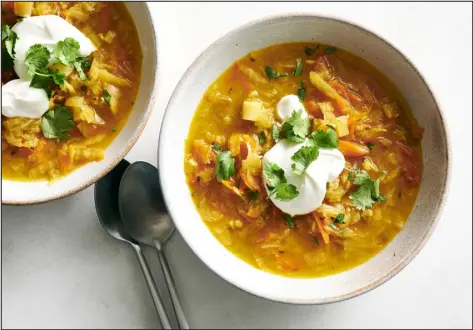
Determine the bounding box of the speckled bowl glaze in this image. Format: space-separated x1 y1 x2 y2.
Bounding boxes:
2 3 158 205
159 14 451 304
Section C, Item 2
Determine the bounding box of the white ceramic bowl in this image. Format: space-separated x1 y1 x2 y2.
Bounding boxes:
2 3 158 205
159 14 451 304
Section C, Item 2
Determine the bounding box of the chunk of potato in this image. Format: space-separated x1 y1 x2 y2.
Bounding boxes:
14 2 34 17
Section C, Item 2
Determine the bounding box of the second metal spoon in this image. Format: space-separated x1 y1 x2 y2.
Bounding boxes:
118 161 189 329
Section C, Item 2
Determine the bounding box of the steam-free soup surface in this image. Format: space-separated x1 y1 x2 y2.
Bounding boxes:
1 2 142 181
185 43 423 277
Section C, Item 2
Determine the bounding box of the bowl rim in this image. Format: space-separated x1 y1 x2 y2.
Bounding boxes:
2 3 159 206
158 12 452 304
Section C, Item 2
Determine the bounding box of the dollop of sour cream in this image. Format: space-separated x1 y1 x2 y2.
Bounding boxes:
263 95 345 216
1 15 95 119
2 80 50 118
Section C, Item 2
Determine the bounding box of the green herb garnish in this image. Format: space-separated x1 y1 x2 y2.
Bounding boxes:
263 162 299 200
297 80 306 102
211 144 222 153
53 38 90 80
1 24 18 59
309 128 338 148
282 110 310 143
265 65 287 80
291 145 319 175
293 57 303 76
304 45 320 56
215 151 235 182
349 170 387 210
25 44 51 77
334 213 345 224
311 236 320 245
259 131 267 145
283 214 295 227
367 142 375 150
248 190 259 200
50 69 66 86
53 37 80 66
324 47 336 54
102 89 111 106
41 105 75 140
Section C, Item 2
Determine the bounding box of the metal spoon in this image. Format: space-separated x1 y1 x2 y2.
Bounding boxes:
118 161 189 330
94 160 172 329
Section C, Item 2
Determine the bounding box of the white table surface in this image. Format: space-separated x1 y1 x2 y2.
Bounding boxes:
2 2 472 329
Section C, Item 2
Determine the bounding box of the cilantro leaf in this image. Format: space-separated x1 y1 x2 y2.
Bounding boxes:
334 213 345 224
259 131 266 145
265 65 287 80
247 190 259 200
309 129 338 148
74 56 90 80
283 214 295 227
367 142 375 150
349 171 387 210
291 145 319 175
102 89 112 106
324 47 336 54
41 105 75 140
2 44 14 70
272 125 280 142
282 110 310 143
50 69 65 86
25 44 51 77
311 236 319 245
263 162 299 201
215 151 235 182
297 80 306 102
53 37 80 66
1 24 18 59
293 57 303 76
263 162 286 188
29 71 52 96
211 144 221 153
272 183 299 200
304 45 319 56
304 46 314 56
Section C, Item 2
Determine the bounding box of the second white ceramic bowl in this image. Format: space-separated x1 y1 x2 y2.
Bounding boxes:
2 3 158 205
159 14 450 304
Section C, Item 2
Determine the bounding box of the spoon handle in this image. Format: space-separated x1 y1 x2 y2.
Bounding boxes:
155 244 190 329
131 243 173 329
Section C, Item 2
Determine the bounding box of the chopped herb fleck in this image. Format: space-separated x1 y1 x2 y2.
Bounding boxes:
367 142 375 150
265 65 287 80
248 190 259 200
297 80 306 102
334 213 345 224
259 131 267 145
293 57 303 76
324 47 336 54
215 151 235 182
283 214 295 228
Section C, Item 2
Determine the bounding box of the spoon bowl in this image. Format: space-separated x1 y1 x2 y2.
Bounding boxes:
95 159 134 242
118 161 174 247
